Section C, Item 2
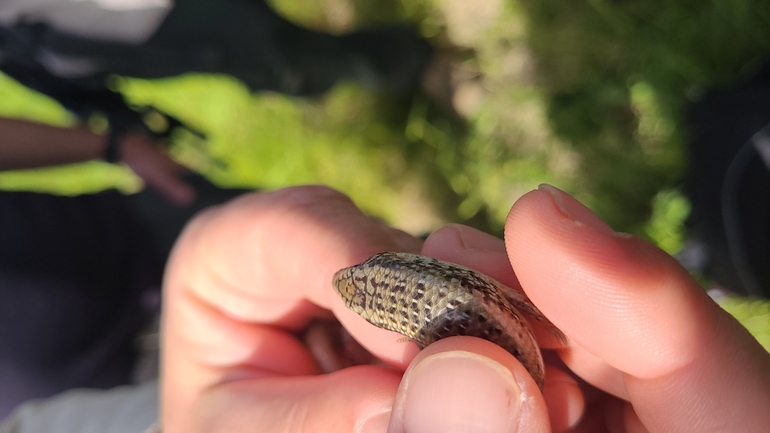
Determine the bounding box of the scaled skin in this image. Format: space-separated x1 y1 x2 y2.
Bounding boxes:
161 184 770 433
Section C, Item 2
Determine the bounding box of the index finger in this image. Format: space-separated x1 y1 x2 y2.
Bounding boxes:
505 185 770 431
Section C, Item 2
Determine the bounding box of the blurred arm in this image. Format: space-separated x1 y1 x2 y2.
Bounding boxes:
0 117 105 170
0 116 195 204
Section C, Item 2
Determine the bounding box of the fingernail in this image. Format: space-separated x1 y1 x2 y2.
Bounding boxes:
401 351 522 433
538 184 615 235
361 411 392 433
448 224 506 253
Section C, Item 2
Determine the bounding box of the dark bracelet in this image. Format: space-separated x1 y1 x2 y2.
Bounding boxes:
103 129 122 163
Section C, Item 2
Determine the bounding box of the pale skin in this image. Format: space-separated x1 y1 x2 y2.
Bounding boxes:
161 184 770 432
0 117 194 204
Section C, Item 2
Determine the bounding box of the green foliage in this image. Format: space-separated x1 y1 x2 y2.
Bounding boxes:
0 72 72 125
520 0 770 236
118 75 438 224
645 189 690 254
3 0 770 244
1 0 768 338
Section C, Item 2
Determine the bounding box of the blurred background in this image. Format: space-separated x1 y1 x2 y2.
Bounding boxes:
1 0 768 343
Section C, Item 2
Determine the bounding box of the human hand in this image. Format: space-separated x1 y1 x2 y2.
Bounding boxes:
117 133 195 205
161 186 422 432
160 185 770 432
448 184 770 432
161 186 557 433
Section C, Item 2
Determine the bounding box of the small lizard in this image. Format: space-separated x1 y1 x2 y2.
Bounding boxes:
333 251 565 390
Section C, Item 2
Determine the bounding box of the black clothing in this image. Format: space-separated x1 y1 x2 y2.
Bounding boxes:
687 66 770 297
0 175 250 418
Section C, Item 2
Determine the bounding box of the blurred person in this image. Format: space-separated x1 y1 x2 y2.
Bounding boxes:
0 180 250 418
0 0 434 419
0 0 433 143
0 0 433 405
0 116 196 205
0 117 252 417
0 0 435 218
0 185 162 418
6 185 770 432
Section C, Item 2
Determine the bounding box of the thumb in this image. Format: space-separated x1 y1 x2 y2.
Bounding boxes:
387 337 551 433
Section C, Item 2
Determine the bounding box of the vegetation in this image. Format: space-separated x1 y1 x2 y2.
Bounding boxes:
2 0 770 249
2 0 769 341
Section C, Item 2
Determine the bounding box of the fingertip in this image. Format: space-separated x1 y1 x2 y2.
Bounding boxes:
503 185 709 378
534 184 614 234
504 186 610 266
361 411 393 433
422 224 521 291
424 224 506 255
389 337 550 433
542 366 585 433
